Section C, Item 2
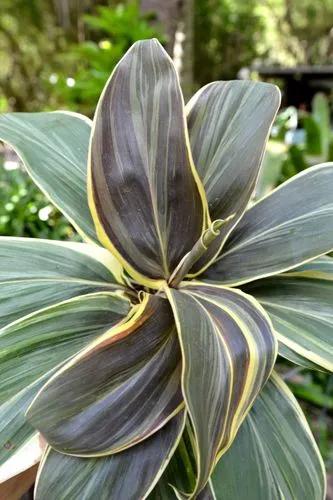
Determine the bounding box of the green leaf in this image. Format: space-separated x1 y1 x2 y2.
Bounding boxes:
165 283 276 496
285 255 333 280
186 80 280 275
149 424 196 499
212 373 326 500
255 141 287 199
303 116 322 156
0 237 125 329
205 163 333 285
27 294 183 456
150 422 216 499
244 258 333 371
0 292 128 469
0 111 96 243
312 93 331 158
88 38 207 288
35 411 186 500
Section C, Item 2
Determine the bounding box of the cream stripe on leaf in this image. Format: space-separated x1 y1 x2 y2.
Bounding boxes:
0 292 128 471
151 374 325 500
243 260 333 371
27 294 183 456
165 283 276 497
88 39 208 288
283 255 333 280
0 112 96 243
204 163 333 285
34 411 186 500
185 80 280 276
0 237 126 329
149 421 217 500
212 373 326 500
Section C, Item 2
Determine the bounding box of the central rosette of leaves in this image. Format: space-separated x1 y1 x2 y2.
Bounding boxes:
22 38 333 499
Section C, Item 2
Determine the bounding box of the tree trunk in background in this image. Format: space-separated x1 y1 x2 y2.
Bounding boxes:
140 0 194 99
181 0 194 99
140 0 183 55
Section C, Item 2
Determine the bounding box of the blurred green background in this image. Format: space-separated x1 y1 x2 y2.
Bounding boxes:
0 0 332 493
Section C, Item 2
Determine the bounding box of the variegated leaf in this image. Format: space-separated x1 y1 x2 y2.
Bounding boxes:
213 373 326 500
35 411 186 500
244 257 333 371
186 80 280 275
205 163 333 285
27 294 183 456
165 283 276 496
0 112 96 243
0 293 128 469
152 374 325 500
0 237 125 329
88 38 207 288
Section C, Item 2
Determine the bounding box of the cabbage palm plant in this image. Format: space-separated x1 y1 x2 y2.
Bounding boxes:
0 39 332 499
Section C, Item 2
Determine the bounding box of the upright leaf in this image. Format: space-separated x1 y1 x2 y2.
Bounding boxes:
212 373 326 500
27 294 182 456
35 411 186 500
244 258 333 371
0 112 96 242
186 80 280 275
165 283 276 496
205 163 333 285
88 39 207 287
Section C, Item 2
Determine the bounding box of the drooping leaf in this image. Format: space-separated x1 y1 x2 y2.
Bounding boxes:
165 283 276 496
0 237 125 329
212 373 326 500
205 163 333 285
0 293 128 467
88 38 207 288
27 294 183 456
244 258 333 371
0 112 96 243
185 80 280 275
35 411 186 500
